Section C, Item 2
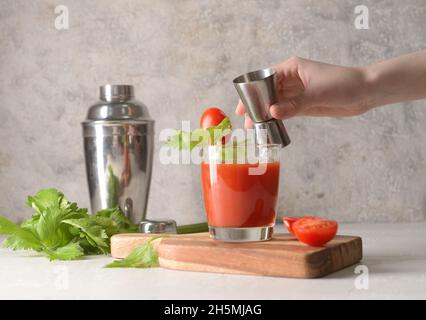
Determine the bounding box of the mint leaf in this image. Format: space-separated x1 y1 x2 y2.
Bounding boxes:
104 236 163 268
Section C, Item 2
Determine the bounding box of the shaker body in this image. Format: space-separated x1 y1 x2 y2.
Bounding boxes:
83 123 154 223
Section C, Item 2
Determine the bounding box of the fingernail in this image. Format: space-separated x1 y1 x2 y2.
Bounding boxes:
269 104 278 116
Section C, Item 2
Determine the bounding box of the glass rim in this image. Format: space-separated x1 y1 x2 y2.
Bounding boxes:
205 143 281 150
203 143 280 164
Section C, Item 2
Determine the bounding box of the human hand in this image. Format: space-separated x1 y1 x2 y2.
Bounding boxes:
236 57 373 127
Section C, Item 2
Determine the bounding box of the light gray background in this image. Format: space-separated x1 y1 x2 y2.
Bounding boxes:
1 0 425 223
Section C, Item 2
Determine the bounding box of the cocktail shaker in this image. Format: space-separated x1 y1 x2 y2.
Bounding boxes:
233 68 291 147
82 85 154 224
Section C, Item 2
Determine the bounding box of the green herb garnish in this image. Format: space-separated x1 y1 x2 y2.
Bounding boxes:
176 222 208 234
0 188 138 260
165 117 232 150
104 236 164 268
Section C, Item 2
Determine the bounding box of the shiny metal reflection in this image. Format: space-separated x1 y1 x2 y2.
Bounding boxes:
139 219 178 234
82 85 154 224
233 68 291 147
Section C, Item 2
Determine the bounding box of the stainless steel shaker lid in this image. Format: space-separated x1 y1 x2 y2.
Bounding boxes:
82 84 154 137
84 84 153 122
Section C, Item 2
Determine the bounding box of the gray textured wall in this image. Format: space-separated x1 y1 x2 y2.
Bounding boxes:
1 0 426 223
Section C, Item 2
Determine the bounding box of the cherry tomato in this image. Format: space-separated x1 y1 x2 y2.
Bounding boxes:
200 107 229 144
292 217 338 246
200 107 227 129
282 217 302 235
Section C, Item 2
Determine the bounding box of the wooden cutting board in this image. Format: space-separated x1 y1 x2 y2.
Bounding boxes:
110 233 362 278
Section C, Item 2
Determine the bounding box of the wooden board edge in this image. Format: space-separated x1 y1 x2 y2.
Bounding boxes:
157 237 363 279
110 233 211 258
301 236 363 278
159 257 259 276
111 233 363 279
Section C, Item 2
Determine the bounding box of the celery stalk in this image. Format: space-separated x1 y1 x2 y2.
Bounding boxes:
176 222 208 234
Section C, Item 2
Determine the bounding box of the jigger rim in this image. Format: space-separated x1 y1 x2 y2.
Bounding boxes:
233 67 276 84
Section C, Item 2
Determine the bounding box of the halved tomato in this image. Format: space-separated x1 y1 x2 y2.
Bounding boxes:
282 216 321 236
282 217 301 235
292 217 338 246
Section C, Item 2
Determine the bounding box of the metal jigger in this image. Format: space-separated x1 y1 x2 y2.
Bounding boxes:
233 68 291 147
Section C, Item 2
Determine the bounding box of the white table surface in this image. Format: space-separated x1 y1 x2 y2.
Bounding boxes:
1 222 425 300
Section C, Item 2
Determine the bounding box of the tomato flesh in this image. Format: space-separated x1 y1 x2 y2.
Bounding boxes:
282 216 321 236
292 217 338 246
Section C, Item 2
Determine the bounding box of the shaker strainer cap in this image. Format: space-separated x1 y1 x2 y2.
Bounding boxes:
100 84 134 101
233 68 291 147
83 84 153 122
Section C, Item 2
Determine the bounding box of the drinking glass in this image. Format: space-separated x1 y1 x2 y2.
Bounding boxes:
201 144 280 242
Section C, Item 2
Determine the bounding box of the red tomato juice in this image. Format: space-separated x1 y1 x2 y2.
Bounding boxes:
201 162 280 228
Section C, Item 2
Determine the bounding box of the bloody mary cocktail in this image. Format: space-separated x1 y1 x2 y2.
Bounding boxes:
201 145 280 241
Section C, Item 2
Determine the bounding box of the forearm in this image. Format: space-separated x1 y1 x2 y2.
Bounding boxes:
363 50 426 108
